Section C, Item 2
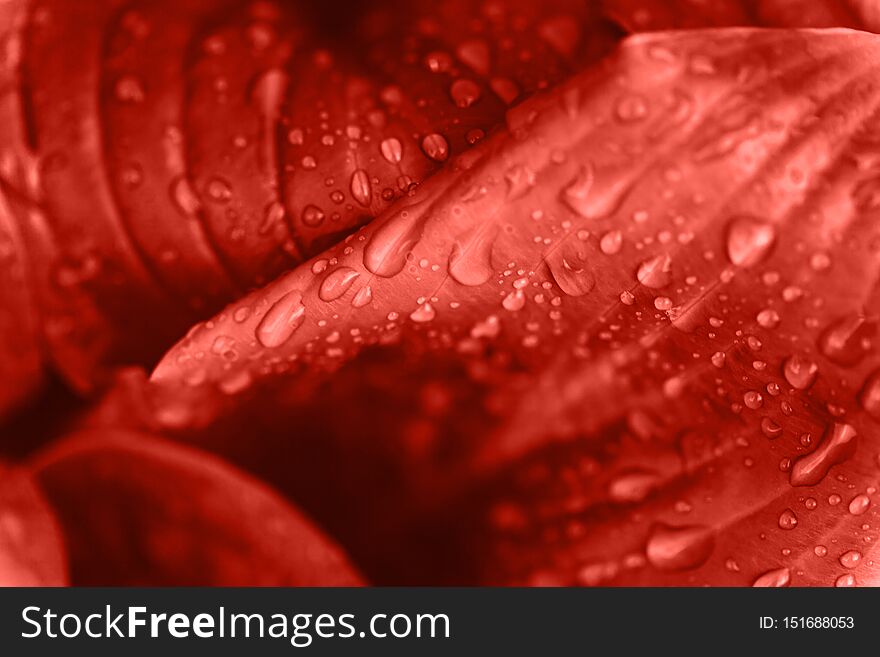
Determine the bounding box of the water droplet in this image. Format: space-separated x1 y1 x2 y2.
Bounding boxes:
783 354 818 390
448 225 498 286
450 78 481 108
421 133 449 162
206 177 232 203
364 207 426 277
859 369 880 418
752 567 790 587
839 550 862 569
490 77 519 105
351 286 373 308
835 573 856 587
645 524 714 571
636 254 672 288
756 309 780 329
319 267 360 301
761 417 782 438
600 230 623 255
256 290 305 348
608 470 661 503
561 163 630 220
170 176 202 216
349 169 372 207
504 165 536 199
301 204 325 227
790 422 858 487
778 508 798 530
502 289 526 312
410 302 435 323
711 352 726 368
818 314 876 366
115 75 145 103
848 494 871 516
726 216 776 267
380 138 403 164
547 248 594 297
615 94 648 123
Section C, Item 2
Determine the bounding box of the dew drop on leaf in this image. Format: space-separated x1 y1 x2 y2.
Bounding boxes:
421 133 449 162
636 254 672 288
818 314 876 366
848 494 870 516
790 423 858 487
752 567 790 587
255 290 305 348
318 267 360 302
782 354 818 390
725 216 776 267
349 169 372 207
645 524 714 571
778 509 798 530
839 550 862 569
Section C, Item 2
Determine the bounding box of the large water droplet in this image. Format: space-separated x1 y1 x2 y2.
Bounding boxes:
752 567 790 587
645 523 714 571
364 207 426 277
636 254 672 288
448 225 498 286
782 354 818 390
319 267 360 301
818 314 876 366
256 290 305 348
351 285 373 308
726 216 775 267
561 163 630 220
790 422 858 487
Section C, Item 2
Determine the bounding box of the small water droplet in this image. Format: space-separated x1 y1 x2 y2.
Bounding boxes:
778 508 798 530
848 494 871 516
783 354 818 390
380 138 403 164
600 230 623 255
818 314 876 366
645 523 714 571
349 169 372 207
456 39 490 76
410 302 436 323
838 550 862 569
859 369 880 418
170 176 202 216
726 216 776 267
502 289 526 312
351 286 373 308
835 573 856 587
450 78 481 108
752 567 790 587
301 204 325 227
561 163 630 220
319 267 360 301
790 423 858 487
636 254 672 288
256 290 305 348
608 470 661 503
421 133 449 162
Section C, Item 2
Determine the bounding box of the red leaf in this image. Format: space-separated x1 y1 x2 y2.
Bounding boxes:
30 429 364 585
0 462 68 586
142 27 880 585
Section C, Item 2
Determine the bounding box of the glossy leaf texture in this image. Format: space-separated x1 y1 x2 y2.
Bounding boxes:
0 462 68 585
29 429 364 585
133 28 880 585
